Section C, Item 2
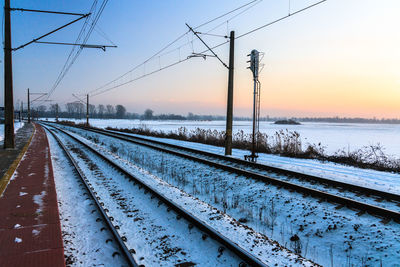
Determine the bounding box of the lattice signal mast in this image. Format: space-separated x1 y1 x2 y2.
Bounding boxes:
246 49 262 162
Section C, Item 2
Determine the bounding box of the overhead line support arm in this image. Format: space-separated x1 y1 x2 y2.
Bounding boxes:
72 94 86 105
12 13 90 51
186 23 228 69
10 8 87 16
34 41 117 51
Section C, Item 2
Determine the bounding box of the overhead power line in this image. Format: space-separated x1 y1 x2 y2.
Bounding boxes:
149 0 263 62
201 0 264 36
44 1 98 100
94 25 116 46
91 39 231 97
87 31 190 96
86 0 263 97
194 0 259 29
236 0 327 39
92 59 190 97
87 0 328 98
46 0 110 100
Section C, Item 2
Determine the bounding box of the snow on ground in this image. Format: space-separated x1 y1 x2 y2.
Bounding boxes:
46 130 128 266
45 118 400 156
111 131 400 195
59 124 400 266
0 121 24 144
59 138 246 267
56 125 316 266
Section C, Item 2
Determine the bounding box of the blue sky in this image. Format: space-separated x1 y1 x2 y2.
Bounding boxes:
1 0 399 118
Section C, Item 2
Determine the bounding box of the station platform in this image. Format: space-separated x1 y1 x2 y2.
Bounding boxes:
0 123 65 267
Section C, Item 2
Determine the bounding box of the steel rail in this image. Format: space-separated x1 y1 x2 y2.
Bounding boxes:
67 124 400 203
43 125 139 267
45 122 400 223
106 129 400 202
42 123 267 267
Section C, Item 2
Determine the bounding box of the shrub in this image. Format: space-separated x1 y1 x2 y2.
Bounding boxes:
63 122 399 173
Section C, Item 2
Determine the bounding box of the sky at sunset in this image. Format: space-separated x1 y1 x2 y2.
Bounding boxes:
1 0 399 118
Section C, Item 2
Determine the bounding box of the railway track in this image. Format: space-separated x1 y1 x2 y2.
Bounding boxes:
43 123 270 267
44 125 139 267
44 121 400 223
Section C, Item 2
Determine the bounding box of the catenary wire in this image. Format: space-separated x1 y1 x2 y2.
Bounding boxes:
88 0 327 98
46 0 109 100
86 0 264 96
236 0 327 39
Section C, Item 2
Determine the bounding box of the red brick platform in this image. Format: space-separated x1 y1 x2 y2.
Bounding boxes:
0 124 65 267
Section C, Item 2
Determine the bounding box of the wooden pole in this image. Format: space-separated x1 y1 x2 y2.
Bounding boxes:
4 0 15 149
27 89 31 123
86 94 89 126
225 31 235 155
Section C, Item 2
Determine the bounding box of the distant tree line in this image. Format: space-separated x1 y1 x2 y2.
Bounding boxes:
261 116 400 124
32 103 132 120
28 103 400 124
33 104 225 121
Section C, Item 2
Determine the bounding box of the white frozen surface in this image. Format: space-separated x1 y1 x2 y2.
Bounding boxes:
55 124 400 266
0 121 24 143
47 130 128 266
14 237 22 243
51 124 316 266
108 130 400 195
46 118 400 156
33 191 46 214
32 229 40 236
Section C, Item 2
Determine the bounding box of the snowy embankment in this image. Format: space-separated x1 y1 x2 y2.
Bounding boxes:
54 124 317 266
114 131 400 195
0 121 24 144
58 124 400 266
46 131 127 266
46 118 400 157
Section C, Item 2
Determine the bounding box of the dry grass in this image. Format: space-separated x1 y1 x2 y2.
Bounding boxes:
58 121 400 173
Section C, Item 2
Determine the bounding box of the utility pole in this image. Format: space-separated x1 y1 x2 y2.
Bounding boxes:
2 6 114 149
185 25 234 155
4 0 14 149
19 101 21 122
56 104 59 122
86 94 89 126
72 93 88 125
245 49 262 162
225 31 235 156
27 89 31 123
21 101 23 120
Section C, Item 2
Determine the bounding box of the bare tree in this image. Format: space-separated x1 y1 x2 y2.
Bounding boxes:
38 105 47 117
98 104 105 118
76 102 85 119
106 105 115 118
116 105 126 119
143 109 153 120
50 103 59 117
89 104 96 117
66 103 74 117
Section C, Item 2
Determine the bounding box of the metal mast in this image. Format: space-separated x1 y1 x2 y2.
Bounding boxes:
246 49 261 162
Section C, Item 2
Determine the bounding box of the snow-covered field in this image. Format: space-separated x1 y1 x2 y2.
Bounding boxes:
47 124 314 266
53 123 400 266
46 118 400 157
109 131 400 196
0 122 24 143
47 132 128 266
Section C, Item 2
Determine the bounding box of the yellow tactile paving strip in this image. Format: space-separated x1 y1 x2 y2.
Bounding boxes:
0 124 35 197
